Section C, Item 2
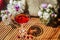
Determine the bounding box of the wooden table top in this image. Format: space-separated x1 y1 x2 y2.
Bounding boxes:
0 18 60 40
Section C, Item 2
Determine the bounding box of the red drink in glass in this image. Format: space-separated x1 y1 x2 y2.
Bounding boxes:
15 14 29 24
15 13 30 38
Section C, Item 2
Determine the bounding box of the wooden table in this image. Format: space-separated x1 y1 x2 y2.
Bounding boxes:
0 18 60 40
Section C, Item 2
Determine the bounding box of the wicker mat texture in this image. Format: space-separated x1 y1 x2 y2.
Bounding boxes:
0 22 12 40
0 18 60 40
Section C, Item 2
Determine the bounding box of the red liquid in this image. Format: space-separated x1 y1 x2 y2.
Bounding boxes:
15 14 29 24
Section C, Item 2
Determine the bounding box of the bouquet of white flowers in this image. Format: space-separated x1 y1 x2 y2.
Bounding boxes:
7 0 25 16
38 3 57 25
1 0 25 25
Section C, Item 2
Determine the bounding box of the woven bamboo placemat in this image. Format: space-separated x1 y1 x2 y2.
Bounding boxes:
3 18 60 40
0 22 12 40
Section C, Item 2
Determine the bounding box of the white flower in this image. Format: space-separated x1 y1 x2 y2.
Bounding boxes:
38 10 43 18
1 10 5 13
7 4 16 16
9 0 13 4
7 4 13 13
18 1 22 6
8 8 15 13
13 1 17 4
43 12 50 20
7 0 25 16
47 4 53 8
46 8 50 12
54 14 57 17
18 1 25 9
2 14 11 25
8 13 12 17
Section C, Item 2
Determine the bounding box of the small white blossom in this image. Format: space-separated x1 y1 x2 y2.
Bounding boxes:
47 4 53 8
46 8 50 12
8 13 12 17
18 1 22 7
54 14 57 17
13 1 17 4
1 10 5 13
43 12 50 20
2 14 11 25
